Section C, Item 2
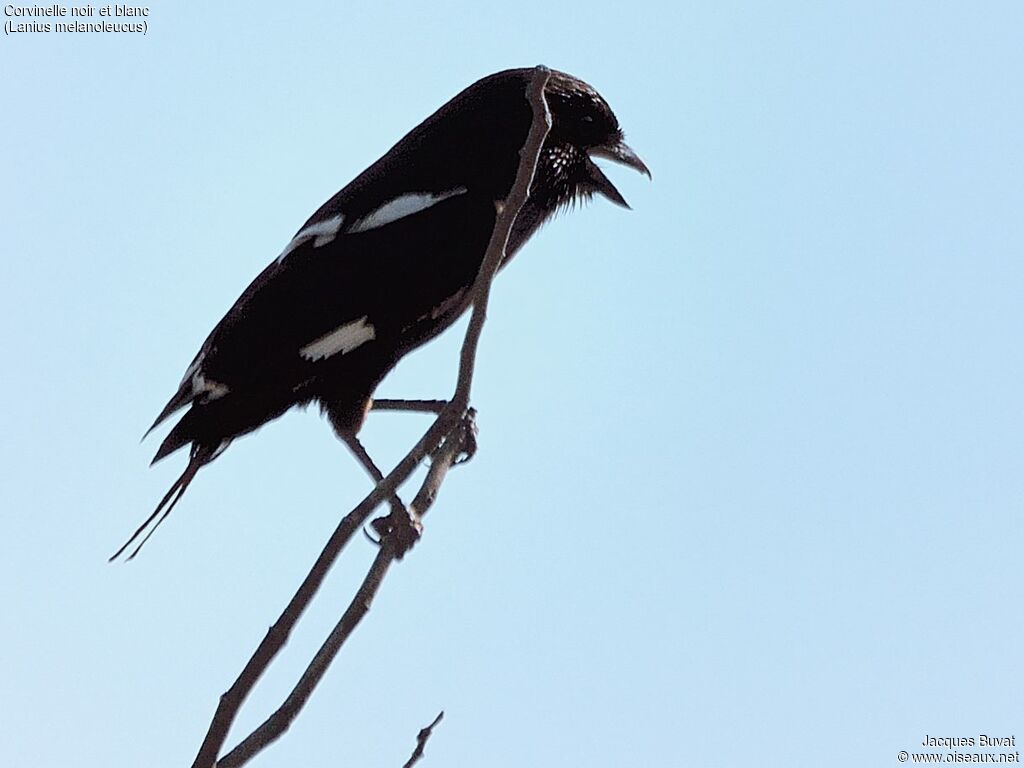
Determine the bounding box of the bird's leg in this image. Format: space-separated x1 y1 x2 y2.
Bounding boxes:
338 431 422 554
338 430 409 510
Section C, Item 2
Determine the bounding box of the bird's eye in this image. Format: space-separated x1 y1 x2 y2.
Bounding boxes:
582 115 594 123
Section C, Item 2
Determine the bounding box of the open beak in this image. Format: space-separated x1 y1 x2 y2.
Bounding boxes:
586 140 651 209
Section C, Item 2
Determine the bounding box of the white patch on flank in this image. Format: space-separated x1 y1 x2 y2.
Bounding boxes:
179 353 229 401
210 439 232 461
349 187 467 234
276 214 345 263
194 373 230 400
300 316 376 361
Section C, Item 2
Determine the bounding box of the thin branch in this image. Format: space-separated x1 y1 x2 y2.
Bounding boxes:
190 406 464 768
371 399 448 414
190 65 553 768
217 417 473 767
402 711 445 768
447 68 553 414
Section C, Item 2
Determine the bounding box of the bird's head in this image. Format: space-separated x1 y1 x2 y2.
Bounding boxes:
337 67 649 245
538 70 651 211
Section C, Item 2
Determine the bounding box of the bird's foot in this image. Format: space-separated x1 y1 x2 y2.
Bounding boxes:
370 502 423 559
453 407 478 465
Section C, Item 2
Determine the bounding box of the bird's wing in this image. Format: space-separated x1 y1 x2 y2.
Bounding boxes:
149 187 498 449
210 187 497 377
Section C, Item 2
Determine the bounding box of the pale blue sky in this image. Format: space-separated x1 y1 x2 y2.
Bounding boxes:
2 2 1022 766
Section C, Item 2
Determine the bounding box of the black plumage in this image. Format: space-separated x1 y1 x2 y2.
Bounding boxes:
113 68 649 559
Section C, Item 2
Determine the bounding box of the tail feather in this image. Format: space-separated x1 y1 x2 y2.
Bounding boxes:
151 408 200 465
143 383 194 443
110 445 213 561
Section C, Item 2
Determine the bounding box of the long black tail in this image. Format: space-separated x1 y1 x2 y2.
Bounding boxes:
109 444 218 561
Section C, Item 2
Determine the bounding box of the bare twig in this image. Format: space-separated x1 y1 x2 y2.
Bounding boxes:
189 417 453 768
190 65 553 768
402 711 445 768
216 418 473 766
447 69 553 414
371 398 448 414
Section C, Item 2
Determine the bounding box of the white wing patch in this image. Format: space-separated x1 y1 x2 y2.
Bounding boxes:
276 214 345 263
349 187 467 234
300 316 376 361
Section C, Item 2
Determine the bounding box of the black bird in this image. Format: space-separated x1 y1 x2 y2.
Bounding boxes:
113 67 649 559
